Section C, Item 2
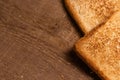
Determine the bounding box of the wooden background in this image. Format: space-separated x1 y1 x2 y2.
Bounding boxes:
0 0 101 80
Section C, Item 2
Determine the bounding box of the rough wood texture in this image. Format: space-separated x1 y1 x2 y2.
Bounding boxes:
0 0 100 80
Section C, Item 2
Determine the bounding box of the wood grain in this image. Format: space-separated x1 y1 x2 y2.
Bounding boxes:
0 0 101 80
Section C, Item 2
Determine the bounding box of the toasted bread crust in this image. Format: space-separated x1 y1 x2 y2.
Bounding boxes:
65 0 120 34
75 11 120 80
64 0 87 33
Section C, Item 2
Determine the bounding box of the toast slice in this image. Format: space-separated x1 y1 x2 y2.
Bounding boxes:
65 0 120 33
75 11 120 80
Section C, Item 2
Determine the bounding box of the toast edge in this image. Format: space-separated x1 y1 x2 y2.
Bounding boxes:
75 36 109 80
64 0 89 34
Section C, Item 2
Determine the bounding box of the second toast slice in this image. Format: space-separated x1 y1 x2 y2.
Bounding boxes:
75 11 120 80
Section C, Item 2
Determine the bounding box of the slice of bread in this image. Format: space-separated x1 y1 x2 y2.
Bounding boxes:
65 0 120 34
75 11 120 80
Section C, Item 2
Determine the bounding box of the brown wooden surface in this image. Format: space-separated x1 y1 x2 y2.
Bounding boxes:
0 0 101 80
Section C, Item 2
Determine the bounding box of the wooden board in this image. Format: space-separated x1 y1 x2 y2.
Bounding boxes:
0 0 101 80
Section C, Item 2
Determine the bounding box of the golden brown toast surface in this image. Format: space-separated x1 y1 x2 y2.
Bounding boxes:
75 11 120 80
65 0 120 33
